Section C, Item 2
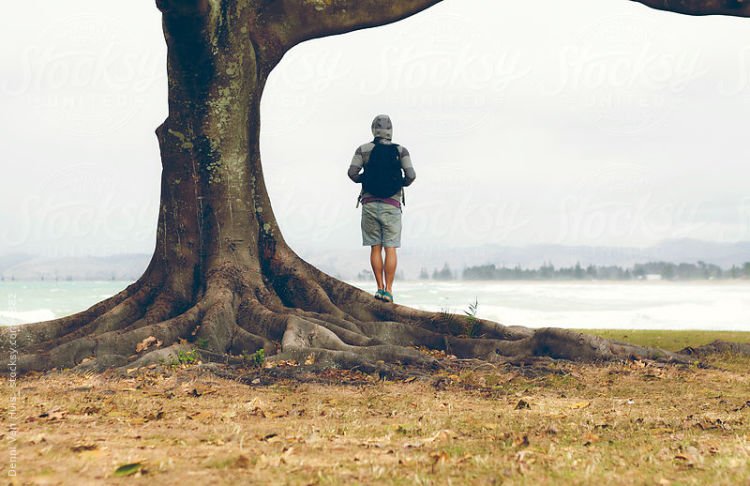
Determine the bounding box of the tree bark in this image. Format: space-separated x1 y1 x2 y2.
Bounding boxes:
2 0 747 374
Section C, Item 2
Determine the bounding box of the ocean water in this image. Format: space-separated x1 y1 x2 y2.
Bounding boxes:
0 281 130 326
1 280 749 331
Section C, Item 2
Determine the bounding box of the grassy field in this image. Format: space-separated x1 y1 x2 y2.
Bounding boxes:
577 329 750 353
3 330 749 485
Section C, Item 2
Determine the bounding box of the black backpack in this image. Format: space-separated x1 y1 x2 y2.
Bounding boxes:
362 142 403 198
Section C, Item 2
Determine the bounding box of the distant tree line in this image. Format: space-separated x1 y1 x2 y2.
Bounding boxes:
356 269 405 281
458 261 750 281
415 264 457 280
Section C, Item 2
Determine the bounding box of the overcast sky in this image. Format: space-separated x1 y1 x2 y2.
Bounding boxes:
2 0 750 259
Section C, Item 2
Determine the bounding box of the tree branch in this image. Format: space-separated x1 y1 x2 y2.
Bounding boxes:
630 0 750 17
260 0 445 49
259 0 750 52
156 0 210 16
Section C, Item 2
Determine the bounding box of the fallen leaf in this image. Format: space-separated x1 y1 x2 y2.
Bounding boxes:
583 433 600 446
28 434 46 445
146 410 165 421
39 407 66 420
70 443 98 453
430 451 448 470
113 462 143 477
514 435 530 448
515 400 531 410
425 429 455 443
515 450 534 463
136 336 161 353
571 401 591 410
403 441 424 449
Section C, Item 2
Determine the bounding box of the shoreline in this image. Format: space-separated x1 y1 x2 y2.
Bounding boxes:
3 280 749 331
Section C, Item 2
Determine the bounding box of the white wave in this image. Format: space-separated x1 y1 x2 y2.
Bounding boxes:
350 280 750 331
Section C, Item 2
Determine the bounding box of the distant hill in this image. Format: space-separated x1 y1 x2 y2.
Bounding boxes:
0 254 150 281
1 239 749 281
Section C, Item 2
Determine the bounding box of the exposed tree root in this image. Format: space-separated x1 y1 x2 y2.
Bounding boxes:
3 256 720 378
680 340 750 357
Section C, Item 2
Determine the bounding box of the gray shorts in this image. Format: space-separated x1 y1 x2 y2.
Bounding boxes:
361 202 402 248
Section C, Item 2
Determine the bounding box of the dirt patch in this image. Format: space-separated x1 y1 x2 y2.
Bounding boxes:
3 355 750 484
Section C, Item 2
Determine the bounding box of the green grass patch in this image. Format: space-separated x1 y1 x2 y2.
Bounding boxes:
575 329 750 352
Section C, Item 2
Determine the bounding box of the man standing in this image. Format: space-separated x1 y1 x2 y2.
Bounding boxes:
348 114 416 303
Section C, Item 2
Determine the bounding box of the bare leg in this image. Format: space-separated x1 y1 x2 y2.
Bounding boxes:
370 245 384 290
384 247 398 293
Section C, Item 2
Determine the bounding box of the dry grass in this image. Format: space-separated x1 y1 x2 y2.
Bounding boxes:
2 351 749 485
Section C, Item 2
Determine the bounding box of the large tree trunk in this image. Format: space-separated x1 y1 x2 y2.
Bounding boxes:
4 0 747 374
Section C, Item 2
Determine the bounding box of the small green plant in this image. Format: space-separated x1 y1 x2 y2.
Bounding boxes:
243 348 265 367
439 306 454 321
439 306 463 336
195 338 209 349
463 298 481 338
176 349 199 365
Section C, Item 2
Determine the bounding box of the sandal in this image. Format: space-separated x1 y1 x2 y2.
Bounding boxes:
374 289 386 301
381 290 394 303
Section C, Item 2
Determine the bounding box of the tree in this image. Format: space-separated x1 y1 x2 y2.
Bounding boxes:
574 263 584 280
5 0 749 373
433 263 454 281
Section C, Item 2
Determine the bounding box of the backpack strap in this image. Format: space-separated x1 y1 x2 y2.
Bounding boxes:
396 145 404 207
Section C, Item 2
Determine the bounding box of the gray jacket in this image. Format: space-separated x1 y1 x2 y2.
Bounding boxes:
347 114 416 202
